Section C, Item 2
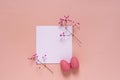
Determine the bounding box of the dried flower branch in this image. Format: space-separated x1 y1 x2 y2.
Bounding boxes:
28 53 53 74
58 15 82 46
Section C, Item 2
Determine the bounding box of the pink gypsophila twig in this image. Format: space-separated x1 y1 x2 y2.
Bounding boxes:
58 15 82 46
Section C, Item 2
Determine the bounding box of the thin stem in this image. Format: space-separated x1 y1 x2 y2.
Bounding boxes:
65 28 82 46
36 59 54 74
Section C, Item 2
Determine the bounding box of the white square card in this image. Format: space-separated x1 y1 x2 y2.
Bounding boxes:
36 26 72 63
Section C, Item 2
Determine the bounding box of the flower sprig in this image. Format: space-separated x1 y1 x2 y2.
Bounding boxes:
28 53 53 74
58 16 82 46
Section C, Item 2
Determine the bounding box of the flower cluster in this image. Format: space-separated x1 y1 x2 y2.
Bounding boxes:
58 16 80 29
58 15 81 46
28 54 37 61
28 53 53 73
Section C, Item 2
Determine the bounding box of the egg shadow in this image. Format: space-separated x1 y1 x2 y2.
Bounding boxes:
61 70 71 77
71 68 79 75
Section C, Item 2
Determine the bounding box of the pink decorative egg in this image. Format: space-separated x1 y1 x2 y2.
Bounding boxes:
70 56 79 69
60 60 70 72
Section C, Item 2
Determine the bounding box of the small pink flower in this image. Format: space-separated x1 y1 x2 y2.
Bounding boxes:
77 22 80 25
60 34 62 37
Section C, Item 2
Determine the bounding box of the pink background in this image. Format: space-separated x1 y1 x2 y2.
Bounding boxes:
0 0 120 80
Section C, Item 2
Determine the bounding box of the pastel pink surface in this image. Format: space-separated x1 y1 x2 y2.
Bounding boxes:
0 0 120 80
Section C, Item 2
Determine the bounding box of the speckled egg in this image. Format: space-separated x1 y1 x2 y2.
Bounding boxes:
60 60 70 72
70 56 79 69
